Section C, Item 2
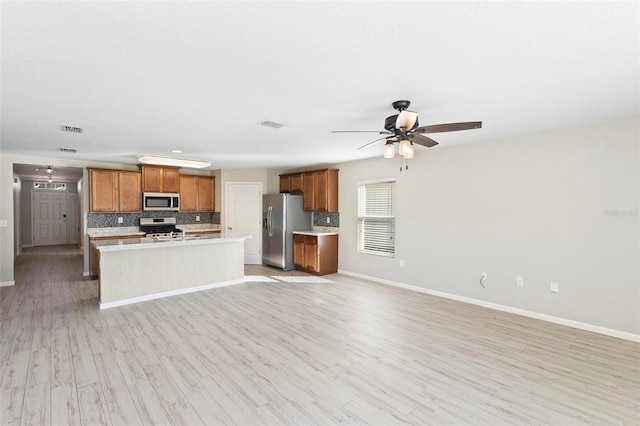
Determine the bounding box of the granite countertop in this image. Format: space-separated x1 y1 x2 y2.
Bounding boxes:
87 227 145 238
92 233 251 252
293 230 339 236
178 224 221 232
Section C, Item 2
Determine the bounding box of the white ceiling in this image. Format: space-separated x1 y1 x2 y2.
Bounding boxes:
2 1 638 173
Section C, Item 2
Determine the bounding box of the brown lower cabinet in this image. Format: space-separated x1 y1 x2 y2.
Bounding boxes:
90 235 141 278
293 233 338 275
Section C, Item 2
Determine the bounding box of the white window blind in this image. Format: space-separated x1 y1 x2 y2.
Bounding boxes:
357 179 395 257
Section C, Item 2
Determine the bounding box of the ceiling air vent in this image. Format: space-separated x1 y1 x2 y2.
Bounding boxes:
60 147 77 153
60 125 83 133
260 121 284 129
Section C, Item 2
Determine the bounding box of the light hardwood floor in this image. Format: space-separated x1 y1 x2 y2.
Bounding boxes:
1 245 638 425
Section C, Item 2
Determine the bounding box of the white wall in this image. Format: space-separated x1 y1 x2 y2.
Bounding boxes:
335 117 639 335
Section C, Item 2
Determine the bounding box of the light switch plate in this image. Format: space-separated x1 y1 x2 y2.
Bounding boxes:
550 281 560 293
0 220 7 227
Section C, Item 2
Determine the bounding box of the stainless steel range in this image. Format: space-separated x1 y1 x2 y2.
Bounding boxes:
140 217 183 238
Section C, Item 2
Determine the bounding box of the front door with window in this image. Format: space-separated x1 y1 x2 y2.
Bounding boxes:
33 191 68 246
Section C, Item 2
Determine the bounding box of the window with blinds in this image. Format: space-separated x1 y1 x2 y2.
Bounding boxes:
357 179 395 257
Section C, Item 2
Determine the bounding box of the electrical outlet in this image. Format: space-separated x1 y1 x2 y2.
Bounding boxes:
516 276 524 287
399 259 405 267
326 217 331 224
550 281 560 293
117 217 123 224
196 215 200 222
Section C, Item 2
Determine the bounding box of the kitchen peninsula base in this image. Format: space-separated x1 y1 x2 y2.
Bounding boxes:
95 235 247 309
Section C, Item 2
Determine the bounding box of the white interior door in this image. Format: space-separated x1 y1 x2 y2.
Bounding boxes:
225 182 262 264
33 191 68 246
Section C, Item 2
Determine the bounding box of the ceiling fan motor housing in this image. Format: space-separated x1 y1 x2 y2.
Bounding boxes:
391 100 411 111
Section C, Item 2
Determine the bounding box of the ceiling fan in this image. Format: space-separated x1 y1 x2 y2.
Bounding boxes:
332 100 482 159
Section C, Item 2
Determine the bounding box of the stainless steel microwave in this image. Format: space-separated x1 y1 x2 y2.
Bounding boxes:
143 192 180 211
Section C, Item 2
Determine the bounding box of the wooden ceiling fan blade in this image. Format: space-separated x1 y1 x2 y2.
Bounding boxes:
331 130 392 134
415 121 482 134
358 135 394 150
409 133 439 148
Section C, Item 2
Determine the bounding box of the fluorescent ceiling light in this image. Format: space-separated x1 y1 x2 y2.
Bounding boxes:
138 155 211 169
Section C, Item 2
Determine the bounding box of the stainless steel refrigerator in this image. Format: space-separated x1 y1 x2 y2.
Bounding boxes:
262 193 311 270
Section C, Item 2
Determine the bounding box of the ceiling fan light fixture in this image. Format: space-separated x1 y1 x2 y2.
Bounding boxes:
396 110 418 130
138 155 211 169
402 143 415 159
383 141 395 159
46 166 53 174
399 139 413 156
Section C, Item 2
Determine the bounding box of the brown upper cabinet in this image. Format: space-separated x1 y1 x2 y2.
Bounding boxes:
290 174 304 193
89 168 142 213
179 175 215 212
278 172 304 194
280 168 338 212
303 172 315 211
313 169 338 212
142 165 180 193
118 171 143 212
279 175 291 193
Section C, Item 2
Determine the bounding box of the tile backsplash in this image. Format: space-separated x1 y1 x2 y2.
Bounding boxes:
312 211 339 228
88 212 219 228
89 211 334 230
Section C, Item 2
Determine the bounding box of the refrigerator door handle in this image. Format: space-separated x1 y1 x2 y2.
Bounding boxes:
268 205 273 237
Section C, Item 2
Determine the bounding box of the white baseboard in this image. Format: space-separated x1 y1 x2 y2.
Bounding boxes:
338 269 640 343
99 278 245 310
0 280 15 287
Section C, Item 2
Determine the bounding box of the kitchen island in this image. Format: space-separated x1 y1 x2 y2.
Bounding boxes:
93 233 250 309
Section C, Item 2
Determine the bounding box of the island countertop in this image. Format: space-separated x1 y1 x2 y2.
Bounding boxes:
93 233 251 252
